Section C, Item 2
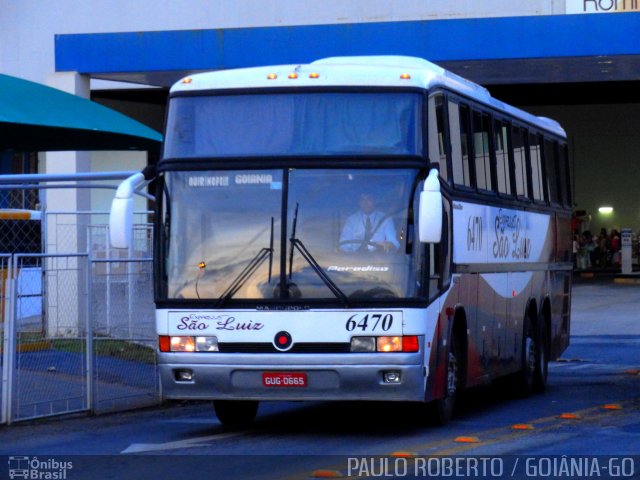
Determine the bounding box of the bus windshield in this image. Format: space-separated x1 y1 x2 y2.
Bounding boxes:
164 168 424 302
164 92 423 158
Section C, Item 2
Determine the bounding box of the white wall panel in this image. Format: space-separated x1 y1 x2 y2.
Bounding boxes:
0 0 562 82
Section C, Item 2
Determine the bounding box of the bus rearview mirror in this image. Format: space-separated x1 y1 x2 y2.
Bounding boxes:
109 172 146 249
418 169 442 244
110 196 134 249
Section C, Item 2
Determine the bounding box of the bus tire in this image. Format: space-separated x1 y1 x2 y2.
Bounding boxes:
213 400 259 427
534 320 549 393
515 313 537 398
428 333 461 425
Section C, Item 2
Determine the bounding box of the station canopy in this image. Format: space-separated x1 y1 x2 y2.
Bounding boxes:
0 73 162 151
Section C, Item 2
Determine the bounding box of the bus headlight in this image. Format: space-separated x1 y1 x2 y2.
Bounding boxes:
377 336 402 352
350 336 419 353
170 336 196 352
159 336 219 352
196 336 219 352
350 337 376 352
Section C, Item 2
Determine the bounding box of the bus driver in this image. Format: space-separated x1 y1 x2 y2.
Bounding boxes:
339 191 399 253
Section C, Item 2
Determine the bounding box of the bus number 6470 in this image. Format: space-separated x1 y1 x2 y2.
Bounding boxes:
345 313 393 332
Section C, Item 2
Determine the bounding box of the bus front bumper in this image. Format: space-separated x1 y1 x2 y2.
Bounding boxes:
158 353 427 402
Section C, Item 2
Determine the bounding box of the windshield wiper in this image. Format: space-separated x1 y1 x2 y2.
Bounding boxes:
216 217 274 307
290 238 349 307
288 203 299 281
288 203 349 307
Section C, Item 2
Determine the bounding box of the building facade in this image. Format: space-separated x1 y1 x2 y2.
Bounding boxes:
1 0 640 231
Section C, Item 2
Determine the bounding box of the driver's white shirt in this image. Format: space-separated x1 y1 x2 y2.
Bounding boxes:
339 210 399 252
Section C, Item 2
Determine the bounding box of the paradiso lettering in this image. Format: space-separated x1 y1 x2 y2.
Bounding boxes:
493 209 530 260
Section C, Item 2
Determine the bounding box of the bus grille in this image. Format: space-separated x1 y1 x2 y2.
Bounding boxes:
218 343 351 353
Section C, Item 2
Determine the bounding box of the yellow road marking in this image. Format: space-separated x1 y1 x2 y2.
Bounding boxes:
280 398 639 480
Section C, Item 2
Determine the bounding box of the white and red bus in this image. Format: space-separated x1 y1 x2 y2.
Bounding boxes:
111 56 572 426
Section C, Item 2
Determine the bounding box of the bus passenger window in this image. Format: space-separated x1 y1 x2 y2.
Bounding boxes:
544 140 560 204
473 112 493 192
512 127 529 198
494 120 511 195
559 144 572 207
428 95 449 182
529 134 545 202
449 102 472 188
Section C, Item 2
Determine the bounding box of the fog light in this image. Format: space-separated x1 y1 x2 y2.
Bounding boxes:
383 371 401 383
175 369 194 381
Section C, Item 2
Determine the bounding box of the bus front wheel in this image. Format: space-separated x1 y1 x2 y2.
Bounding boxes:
213 400 259 427
427 334 461 426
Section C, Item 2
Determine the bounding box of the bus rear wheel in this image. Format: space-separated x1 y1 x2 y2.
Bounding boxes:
514 315 537 397
213 400 259 427
533 321 549 393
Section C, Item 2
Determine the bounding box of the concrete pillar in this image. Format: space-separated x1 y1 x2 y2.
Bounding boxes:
41 72 91 337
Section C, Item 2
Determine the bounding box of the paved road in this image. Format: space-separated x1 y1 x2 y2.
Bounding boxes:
2 279 639 480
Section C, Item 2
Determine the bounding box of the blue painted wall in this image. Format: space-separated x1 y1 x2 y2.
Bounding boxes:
55 14 640 73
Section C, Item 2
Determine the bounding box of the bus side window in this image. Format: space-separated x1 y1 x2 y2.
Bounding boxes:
512 126 529 198
494 119 512 195
544 139 560 205
559 143 572 207
529 133 545 202
428 243 440 301
428 94 449 182
429 199 451 300
448 101 472 188
473 111 493 192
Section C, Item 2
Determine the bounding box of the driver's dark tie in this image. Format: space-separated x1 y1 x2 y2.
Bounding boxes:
364 215 373 242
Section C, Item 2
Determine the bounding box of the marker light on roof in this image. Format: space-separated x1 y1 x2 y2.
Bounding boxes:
267 73 278 80
309 72 320 79
288 73 299 79
400 73 411 80
182 77 193 84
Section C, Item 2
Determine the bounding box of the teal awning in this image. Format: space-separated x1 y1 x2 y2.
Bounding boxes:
0 73 162 151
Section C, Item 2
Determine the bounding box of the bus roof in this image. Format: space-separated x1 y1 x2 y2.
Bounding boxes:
171 56 566 138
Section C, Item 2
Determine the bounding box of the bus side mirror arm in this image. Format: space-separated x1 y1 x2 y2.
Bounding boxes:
109 172 150 249
418 168 443 244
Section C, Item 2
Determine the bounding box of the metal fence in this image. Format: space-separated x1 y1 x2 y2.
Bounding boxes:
9 254 90 421
90 257 157 414
0 213 159 424
0 254 11 424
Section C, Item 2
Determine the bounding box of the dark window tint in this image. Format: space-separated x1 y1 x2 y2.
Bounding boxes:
558 144 571 207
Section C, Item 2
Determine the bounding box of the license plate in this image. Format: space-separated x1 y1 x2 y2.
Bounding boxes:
262 372 307 388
